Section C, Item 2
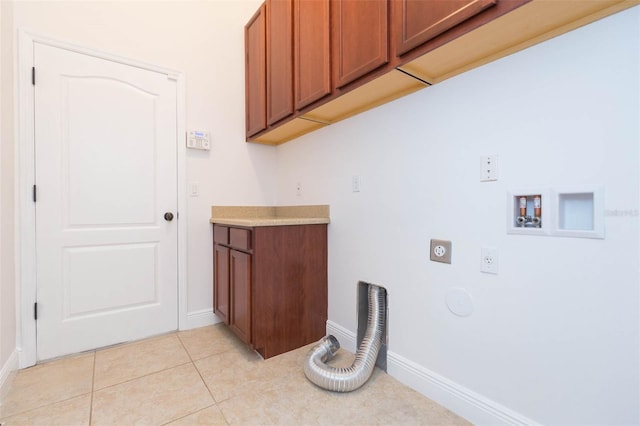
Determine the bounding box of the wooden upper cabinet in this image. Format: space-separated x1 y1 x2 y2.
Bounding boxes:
393 0 497 56
245 4 267 138
332 0 389 89
294 0 331 111
267 0 294 125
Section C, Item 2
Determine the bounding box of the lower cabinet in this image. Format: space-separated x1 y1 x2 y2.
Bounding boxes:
213 223 328 358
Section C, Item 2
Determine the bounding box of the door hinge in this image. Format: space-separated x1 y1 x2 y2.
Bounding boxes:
33 184 37 202
32 67 36 85
34 302 38 320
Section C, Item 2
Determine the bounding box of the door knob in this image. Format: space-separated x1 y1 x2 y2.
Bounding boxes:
164 212 174 221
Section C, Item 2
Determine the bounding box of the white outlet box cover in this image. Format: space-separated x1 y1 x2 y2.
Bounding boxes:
446 288 474 317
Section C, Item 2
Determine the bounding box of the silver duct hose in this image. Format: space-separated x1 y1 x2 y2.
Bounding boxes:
304 284 386 392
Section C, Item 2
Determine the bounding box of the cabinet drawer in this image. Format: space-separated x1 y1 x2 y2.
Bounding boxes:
213 225 229 244
230 228 252 251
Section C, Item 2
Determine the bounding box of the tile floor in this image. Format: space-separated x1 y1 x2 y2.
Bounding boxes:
0 324 469 425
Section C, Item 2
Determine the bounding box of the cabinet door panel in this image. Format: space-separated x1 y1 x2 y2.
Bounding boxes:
332 0 389 89
267 0 294 125
245 4 267 137
394 0 497 56
213 245 230 324
230 250 252 344
294 0 331 110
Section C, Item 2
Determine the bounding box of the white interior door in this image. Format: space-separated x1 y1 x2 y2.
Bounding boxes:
34 43 178 361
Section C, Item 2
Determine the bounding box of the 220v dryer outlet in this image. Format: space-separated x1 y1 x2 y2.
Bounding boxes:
430 239 452 264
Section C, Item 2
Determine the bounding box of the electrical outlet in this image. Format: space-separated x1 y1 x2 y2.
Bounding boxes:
296 182 302 197
480 155 498 182
481 246 498 274
430 239 452 264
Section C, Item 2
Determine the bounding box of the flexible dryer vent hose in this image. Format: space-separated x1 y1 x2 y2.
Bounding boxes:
304 284 386 392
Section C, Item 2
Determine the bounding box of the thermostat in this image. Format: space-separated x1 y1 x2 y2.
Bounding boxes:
186 130 211 150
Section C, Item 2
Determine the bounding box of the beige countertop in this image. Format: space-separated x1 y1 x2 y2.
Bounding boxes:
210 205 330 227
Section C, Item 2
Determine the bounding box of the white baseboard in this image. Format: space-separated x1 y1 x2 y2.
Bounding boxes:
0 350 19 402
182 309 221 330
326 320 357 353
326 320 537 426
387 351 538 426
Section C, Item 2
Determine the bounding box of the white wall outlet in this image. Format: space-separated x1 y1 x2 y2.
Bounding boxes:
430 239 452 264
352 175 361 192
480 155 498 182
296 182 302 197
480 246 498 274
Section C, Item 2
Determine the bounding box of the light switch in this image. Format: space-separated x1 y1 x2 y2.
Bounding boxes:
352 175 361 192
190 182 199 197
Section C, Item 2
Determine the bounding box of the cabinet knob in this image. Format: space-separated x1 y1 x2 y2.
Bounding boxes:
164 212 174 222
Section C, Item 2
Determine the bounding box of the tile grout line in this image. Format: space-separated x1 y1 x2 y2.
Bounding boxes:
176 332 218 403
91 332 215 425
92 360 194 393
173 332 230 425
89 350 96 426
158 404 219 426
175 331 196 364
176 331 233 425
0 352 97 422
91 331 193 392
0 393 93 422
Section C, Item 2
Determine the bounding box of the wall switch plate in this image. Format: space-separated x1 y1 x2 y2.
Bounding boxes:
430 239 452 264
352 175 361 192
480 246 498 274
189 182 199 197
480 155 498 181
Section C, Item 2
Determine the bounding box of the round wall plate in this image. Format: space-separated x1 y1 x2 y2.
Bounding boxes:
445 288 474 317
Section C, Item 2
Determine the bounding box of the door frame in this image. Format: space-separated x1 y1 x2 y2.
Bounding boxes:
16 29 188 368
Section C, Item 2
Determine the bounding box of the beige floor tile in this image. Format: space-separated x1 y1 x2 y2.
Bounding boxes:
194 345 276 403
93 333 191 390
178 324 246 361
263 342 315 374
0 394 91 426
315 369 470 426
217 387 304 426
382 379 471 426
280 348 469 426
91 363 214 425
0 331 469 426
0 353 94 418
164 405 229 426
265 372 339 424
